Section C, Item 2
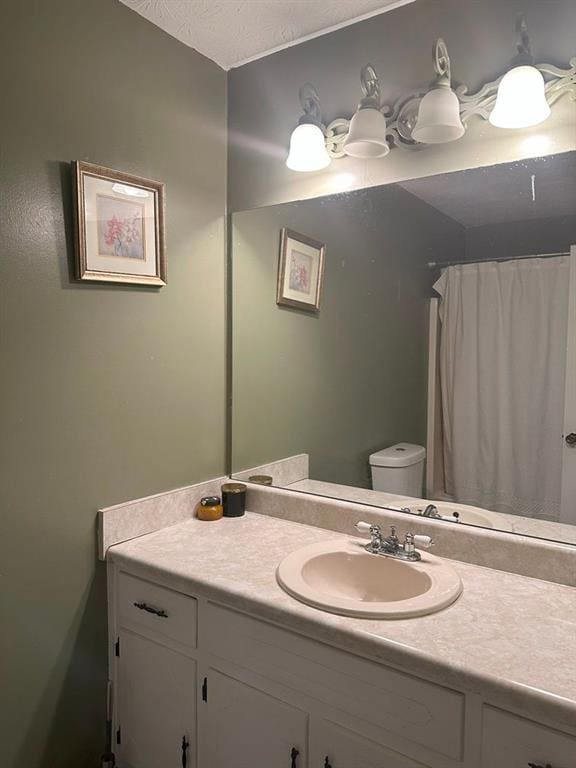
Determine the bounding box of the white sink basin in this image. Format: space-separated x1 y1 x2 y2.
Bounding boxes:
391 499 513 531
277 540 462 619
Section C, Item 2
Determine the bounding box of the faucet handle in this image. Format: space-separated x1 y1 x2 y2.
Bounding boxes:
403 532 416 554
355 521 384 552
413 534 434 549
355 521 377 534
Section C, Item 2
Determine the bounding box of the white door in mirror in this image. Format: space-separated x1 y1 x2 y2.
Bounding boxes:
560 246 576 523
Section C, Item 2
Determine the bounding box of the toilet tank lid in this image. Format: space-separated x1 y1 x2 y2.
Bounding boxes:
369 443 426 468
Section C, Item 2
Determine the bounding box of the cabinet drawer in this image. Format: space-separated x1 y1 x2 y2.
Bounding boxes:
481 707 576 768
203 602 464 761
118 573 197 649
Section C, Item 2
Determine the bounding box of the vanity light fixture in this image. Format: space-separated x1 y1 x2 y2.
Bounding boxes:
412 39 464 144
286 21 575 171
343 65 389 158
489 14 551 129
286 84 331 172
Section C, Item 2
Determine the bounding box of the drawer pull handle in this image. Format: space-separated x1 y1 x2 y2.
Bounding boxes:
133 601 168 618
181 736 189 768
324 758 332 768
290 747 299 767
528 763 553 768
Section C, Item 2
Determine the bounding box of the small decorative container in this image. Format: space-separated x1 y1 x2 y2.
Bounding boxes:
196 495 223 521
221 482 247 517
248 475 273 486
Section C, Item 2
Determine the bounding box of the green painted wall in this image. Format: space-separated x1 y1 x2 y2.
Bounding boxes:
231 186 463 487
0 1 226 766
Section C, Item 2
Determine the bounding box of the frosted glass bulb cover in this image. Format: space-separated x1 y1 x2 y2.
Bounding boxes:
489 65 551 129
343 108 389 159
412 86 464 144
286 123 331 172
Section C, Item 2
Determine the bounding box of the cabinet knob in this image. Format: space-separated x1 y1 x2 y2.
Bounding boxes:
566 432 576 446
290 747 300 767
324 758 333 768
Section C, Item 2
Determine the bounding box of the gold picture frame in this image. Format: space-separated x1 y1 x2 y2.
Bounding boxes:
276 228 325 312
74 161 166 286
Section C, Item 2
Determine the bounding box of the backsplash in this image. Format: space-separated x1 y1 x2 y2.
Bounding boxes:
246 484 576 587
99 476 227 559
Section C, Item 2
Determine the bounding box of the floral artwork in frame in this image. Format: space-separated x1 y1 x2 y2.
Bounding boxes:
74 161 166 286
276 228 325 312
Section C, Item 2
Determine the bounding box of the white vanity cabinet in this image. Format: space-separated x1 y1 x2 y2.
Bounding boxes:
109 569 576 768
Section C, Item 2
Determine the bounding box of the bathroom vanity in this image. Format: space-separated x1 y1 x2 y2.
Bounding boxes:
105 511 576 768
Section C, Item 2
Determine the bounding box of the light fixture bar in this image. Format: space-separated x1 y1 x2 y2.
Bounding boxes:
287 23 576 169
326 55 575 157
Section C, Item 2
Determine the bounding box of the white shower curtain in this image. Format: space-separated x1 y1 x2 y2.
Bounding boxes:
434 256 570 520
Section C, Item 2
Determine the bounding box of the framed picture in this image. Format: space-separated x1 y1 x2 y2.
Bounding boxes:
276 228 325 312
74 161 166 286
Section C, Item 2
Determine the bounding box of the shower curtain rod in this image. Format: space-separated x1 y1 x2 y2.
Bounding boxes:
428 251 570 269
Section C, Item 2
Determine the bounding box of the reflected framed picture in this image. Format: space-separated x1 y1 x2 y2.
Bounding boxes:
276 228 325 312
74 161 166 286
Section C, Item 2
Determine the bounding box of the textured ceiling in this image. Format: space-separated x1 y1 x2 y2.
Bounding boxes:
401 153 576 227
119 0 412 69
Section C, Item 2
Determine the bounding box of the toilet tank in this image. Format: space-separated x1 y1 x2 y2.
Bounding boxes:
369 443 426 496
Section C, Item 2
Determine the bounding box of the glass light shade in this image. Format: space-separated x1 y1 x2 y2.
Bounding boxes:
489 65 551 129
286 123 331 172
343 108 389 159
412 86 464 144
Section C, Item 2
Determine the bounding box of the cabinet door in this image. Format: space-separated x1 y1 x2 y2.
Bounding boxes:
311 718 430 768
481 707 576 768
204 670 307 768
117 630 196 768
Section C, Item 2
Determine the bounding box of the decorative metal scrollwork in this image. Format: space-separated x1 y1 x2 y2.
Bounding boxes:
299 83 322 122
359 64 381 108
434 38 452 83
325 117 351 158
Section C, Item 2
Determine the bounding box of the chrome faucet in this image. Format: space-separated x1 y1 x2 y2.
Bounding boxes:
419 504 461 523
422 504 441 519
355 522 433 562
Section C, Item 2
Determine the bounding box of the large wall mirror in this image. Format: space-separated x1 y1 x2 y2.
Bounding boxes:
230 151 576 545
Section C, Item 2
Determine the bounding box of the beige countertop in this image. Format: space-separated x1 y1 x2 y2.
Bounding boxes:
108 511 576 731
